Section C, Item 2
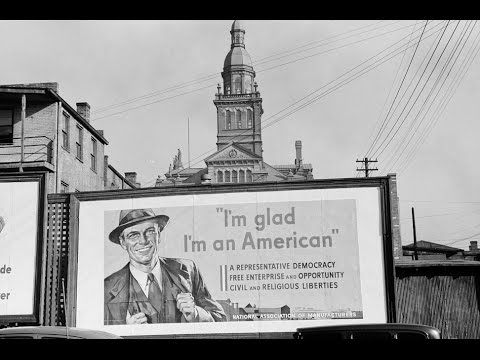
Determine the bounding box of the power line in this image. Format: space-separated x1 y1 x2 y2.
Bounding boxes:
260 21 450 135
141 21 449 186
360 21 421 159
367 21 443 162
369 21 454 160
382 21 472 174
93 20 390 114
92 21 403 115
399 208 480 220
363 21 429 159
363 23 448 161
91 21 424 122
397 26 480 174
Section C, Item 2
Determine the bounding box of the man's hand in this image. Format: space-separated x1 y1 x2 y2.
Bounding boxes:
126 311 148 324
176 292 197 322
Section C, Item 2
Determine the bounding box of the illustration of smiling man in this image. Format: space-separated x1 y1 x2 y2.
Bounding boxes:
104 208 226 325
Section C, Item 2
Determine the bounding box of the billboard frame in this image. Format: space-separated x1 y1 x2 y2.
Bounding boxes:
66 176 396 336
0 171 47 325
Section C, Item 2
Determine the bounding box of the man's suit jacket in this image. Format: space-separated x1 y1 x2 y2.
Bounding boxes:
104 257 227 325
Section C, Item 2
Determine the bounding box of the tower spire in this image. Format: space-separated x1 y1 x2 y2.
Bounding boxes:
214 21 264 157
230 20 245 48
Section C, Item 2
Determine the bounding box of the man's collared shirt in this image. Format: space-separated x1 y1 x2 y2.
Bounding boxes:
126 258 163 322
129 258 163 297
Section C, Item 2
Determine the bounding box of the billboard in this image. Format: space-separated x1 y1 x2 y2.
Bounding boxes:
73 180 395 336
0 173 46 323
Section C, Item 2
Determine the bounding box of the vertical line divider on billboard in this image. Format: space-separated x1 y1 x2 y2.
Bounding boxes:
66 194 80 327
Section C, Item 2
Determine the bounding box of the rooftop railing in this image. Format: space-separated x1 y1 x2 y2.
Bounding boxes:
215 92 261 100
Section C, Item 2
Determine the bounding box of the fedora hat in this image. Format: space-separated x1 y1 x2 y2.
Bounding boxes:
109 208 169 244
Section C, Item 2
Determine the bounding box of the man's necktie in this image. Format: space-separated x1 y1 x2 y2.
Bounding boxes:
147 273 163 315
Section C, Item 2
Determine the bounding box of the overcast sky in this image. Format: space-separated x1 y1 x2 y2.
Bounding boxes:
1 20 479 250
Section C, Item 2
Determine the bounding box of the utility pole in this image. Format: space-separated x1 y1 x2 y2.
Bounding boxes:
412 207 418 260
19 94 26 172
356 157 378 177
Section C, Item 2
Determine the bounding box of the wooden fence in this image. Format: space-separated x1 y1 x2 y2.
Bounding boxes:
40 195 70 326
395 261 480 339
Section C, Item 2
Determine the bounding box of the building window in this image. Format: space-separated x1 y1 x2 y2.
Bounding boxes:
245 77 252 94
236 110 242 129
62 112 70 150
246 169 252 182
247 109 253 128
60 181 69 193
217 171 223 183
226 110 231 130
232 170 238 183
234 77 242 94
239 169 245 183
76 125 83 161
90 137 97 172
225 170 230 183
0 108 13 144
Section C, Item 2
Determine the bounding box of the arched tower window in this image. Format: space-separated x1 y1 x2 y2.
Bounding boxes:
225 170 231 182
236 109 242 129
232 170 238 183
239 169 245 183
217 171 223 183
246 169 252 182
245 76 252 94
234 77 242 94
247 109 253 128
226 110 232 130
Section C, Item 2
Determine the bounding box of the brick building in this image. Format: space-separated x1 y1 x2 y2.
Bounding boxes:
0 82 136 193
156 20 314 186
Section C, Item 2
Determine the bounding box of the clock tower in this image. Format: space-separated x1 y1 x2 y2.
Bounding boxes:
213 20 264 158
159 20 314 186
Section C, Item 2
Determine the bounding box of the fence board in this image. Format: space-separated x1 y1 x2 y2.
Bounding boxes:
395 266 480 339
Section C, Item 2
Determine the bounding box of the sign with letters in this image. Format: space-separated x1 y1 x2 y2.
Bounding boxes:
0 173 46 323
73 180 395 336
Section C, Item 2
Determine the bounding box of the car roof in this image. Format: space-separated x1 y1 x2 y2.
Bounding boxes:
0 326 122 339
296 323 441 335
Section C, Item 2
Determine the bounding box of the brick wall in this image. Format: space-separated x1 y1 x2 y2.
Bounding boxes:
388 173 402 261
56 105 104 192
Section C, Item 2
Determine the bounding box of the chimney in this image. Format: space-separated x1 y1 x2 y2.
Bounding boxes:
295 140 303 168
103 155 109 188
125 172 137 185
469 241 478 251
125 172 141 188
76 102 91 122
